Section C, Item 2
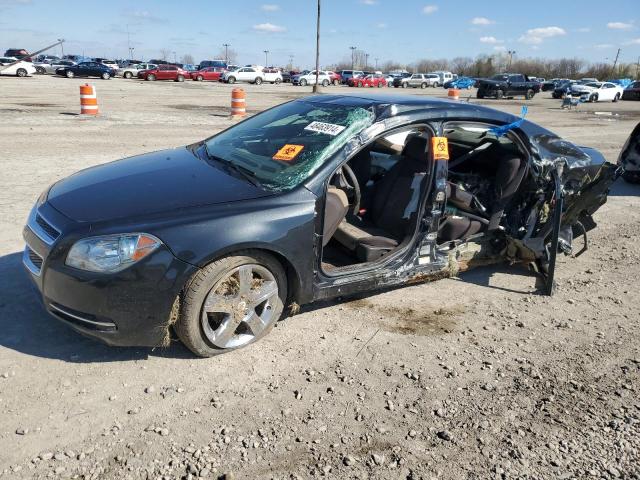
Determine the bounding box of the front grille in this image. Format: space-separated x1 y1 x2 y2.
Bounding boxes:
35 213 60 242
23 246 43 275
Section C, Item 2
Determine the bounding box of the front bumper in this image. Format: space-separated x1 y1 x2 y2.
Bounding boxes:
22 203 197 347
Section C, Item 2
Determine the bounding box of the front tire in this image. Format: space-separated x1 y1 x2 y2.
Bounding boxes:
124 71 132 79
66 70 74 78
146 74 156 81
322 79 329 87
196 75 203 81
254 77 263 85
175 252 287 357
16 68 27 77
36 66 46 74
613 93 620 103
333 79 339 86
227 76 236 84
525 89 535 100
420 83 427 89
496 90 504 100
176 75 184 82
101 72 110 80
589 93 598 103
300 79 307 86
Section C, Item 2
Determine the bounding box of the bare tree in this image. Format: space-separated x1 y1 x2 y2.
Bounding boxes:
159 49 171 61
181 54 194 65
451 57 473 76
216 48 238 64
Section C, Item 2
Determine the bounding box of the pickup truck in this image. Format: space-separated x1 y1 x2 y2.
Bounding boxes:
476 73 540 100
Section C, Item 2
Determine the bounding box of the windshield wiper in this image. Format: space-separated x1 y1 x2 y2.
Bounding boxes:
205 150 263 188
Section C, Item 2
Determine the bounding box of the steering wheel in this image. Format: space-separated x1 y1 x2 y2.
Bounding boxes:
341 164 361 216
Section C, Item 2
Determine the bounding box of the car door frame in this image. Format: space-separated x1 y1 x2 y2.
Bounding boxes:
307 121 446 301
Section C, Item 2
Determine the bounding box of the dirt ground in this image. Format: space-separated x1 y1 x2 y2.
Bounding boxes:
0 76 639 480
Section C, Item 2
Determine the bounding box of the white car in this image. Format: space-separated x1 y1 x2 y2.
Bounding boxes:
570 82 624 102
262 68 283 84
293 70 331 86
99 60 120 71
118 63 157 79
222 67 265 85
0 57 36 77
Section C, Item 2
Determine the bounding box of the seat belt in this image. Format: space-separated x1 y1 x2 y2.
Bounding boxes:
448 142 493 169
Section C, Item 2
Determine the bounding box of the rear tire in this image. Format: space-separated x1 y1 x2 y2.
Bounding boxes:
420 83 427 89
146 74 156 81
477 91 485 99
496 90 504 100
36 66 46 74
175 251 287 358
227 76 236 84
176 75 184 82
101 72 110 80
613 93 620 103
402 82 408 89
196 75 203 81
124 71 132 79
333 79 339 86
525 89 535 100
322 79 329 87
300 79 307 86
433 82 439 88
254 77 263 85
589 93 598 103
66 70 74 78
275 78 282 84
16 68 27 77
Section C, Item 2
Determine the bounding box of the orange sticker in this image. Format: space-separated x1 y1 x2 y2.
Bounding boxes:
273 144 304 162
432 137 449 161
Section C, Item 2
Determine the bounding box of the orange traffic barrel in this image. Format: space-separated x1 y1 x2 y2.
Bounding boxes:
231 88 246 117
447 88 460 101
80 84 98 115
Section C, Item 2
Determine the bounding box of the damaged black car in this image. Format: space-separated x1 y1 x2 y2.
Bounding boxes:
23 94 619 357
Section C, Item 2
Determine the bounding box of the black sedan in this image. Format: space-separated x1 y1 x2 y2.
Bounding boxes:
23 94 618 357
622 81 640 101
55 61 116 79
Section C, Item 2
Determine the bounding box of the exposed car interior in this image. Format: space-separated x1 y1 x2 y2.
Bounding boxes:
320 122 531 272
438 123 530 245
321 127 432 271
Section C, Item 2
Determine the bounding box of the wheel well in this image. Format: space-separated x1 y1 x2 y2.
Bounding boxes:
189 248 303 306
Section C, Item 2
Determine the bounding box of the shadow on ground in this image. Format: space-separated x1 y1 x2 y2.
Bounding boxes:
0 251 191 363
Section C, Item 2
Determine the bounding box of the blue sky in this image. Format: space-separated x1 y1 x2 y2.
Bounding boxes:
0 0 638 67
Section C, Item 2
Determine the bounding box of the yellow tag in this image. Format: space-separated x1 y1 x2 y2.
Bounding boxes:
432 137 449 161
273 144 304 162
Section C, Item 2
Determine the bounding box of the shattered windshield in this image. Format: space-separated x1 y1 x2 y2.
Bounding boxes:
204 100 374 191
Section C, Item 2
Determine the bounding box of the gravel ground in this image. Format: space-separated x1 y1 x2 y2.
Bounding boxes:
0 76 639 480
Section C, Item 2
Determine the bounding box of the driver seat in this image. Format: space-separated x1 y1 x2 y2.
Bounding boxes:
333 134 429 262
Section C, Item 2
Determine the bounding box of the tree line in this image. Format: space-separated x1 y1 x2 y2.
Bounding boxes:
331 51 640 80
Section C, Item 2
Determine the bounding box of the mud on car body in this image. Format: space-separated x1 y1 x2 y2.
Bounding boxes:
23 95 619 357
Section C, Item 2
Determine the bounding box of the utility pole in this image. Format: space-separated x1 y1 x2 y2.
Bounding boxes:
507 50 516 70
313 0 321 92
375 57 379 69
172 51 177 63
365 53 369 70
223 43 230 64
263 50 269 67
636 56 640 79
57 38 64 58
127 25 131 60
611 48 621 77
350 46 357 70
289 54 294 70
129 47 135 61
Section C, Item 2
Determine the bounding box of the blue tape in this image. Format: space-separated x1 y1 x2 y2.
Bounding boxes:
489 106 528 137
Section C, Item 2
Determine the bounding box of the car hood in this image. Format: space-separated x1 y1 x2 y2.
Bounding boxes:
47 146 273 223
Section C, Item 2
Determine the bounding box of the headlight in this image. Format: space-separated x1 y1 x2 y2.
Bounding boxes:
66 233 161 273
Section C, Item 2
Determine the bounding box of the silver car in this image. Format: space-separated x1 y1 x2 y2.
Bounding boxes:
404 73 440 89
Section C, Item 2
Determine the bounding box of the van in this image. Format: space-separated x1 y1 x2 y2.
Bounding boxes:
430 71 454 85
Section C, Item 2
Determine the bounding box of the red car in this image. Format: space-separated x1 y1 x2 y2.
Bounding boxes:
192 67 225 82
142 64 188 82
347 74 387 88
327 70 342 86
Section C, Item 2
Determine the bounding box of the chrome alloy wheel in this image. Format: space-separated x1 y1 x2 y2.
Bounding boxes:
201 264 278 349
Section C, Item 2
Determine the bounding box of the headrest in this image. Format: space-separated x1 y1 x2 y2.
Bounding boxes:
401 134 429 162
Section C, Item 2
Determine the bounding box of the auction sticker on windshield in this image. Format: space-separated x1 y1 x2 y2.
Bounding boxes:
304 121 347 136
273 144 304 162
